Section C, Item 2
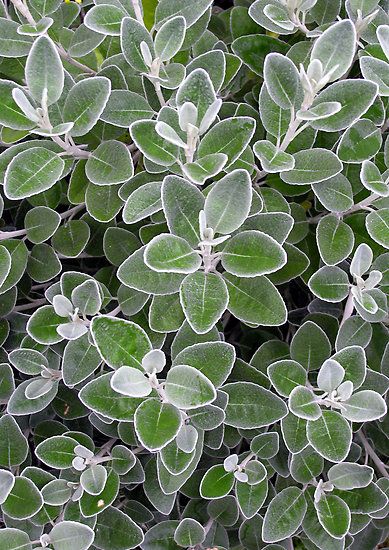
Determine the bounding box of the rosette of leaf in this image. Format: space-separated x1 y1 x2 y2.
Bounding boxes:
129 68 254 185
118 169 288 334
26 274 107 344
267 338 387 463
308 243 387 323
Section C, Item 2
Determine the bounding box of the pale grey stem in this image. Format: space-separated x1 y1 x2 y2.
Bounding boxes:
107 305 122 317
154 80 166 107
0 228 28 240
60 203 85 220
358 431 389 478
14 298 47 312
239 451 255 468
343 193 380 216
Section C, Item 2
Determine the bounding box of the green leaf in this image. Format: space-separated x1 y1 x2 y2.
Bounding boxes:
155 15 186 61
79 469 119 517
366 208 389 248
135 398 181 450
130 120 178 166
0 246 11 288
149 293 185 333
310 19 356 82
123 182 162 224
49 521 95 550
223 381 287 428
35 435 78 468
165 364 216 409
145 234 201 274
360 56 389 96
197 117 256 167
85 182 123 223
155 0 212 27
118 247 185 295
328 462 374 490
182 153 228 185
25 35 63 106
79 373 144 421
160 438 196 475
173 341 235 387
199 465 234 499
24 206 61 244
290 446 324 484
262 487 307 543
7 378 58 415
288 386 322 420
312 174 354 213
221 230 286 277
174 518 205 548
179 271 228 334
341 390 387 422
84 4 125 36
86 140 133 185
62 332 102 387
335 319 372 352
280 149 342 185
0 240 28 296
310 80 378 132
101 90 154 128
0 414 29 468
41 479 72 506
0 364 14 404
303 489 345 550
251 432 279 459
253 140 295 173
162 175 204 247
263 53 303 109
258 83 290 139
72 279 102 316
0 470 15 505
308 265 350 302
0 18 33 56
2 476 43 520
307 410 352 462
236 478 268 520
315 495 350 540
267 359 306 397
204 169 252 234
317 215 355 266
232 33 288 76
5 147 64 200
26 305 64 344
224 273 287 326
80 464 108 496
94 507 144 550
91 315 151 370
334 482 388 514
0 80 36 131
290 321 331 371
63 77 111 137
121 16 154 72
337 118 382 163
360 160 389 197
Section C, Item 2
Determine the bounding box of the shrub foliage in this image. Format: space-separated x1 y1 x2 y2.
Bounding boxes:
0 0 388 548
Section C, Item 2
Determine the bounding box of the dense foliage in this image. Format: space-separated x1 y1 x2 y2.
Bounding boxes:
0 0 388 548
